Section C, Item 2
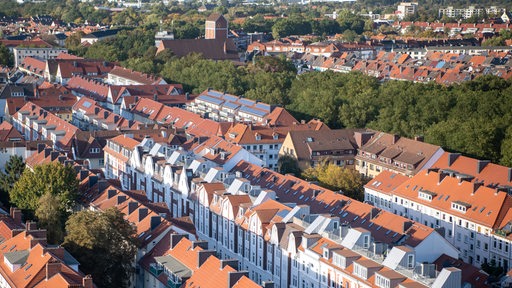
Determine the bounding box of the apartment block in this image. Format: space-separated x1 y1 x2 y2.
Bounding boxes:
364 160 512 269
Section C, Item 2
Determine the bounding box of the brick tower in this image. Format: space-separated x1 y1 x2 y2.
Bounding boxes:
205 13 228 40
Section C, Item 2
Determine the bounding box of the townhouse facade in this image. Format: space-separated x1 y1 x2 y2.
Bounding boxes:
355 132 444 178
364 167 512 270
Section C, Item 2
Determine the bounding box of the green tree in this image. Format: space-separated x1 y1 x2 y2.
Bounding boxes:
277 155 301 176
0 43 14 67
35 193 64 244
10 162 78 212
0 155 25 195
64 208 138 288
302 161 366 201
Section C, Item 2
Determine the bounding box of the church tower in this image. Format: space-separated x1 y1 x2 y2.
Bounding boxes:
205 14 228 40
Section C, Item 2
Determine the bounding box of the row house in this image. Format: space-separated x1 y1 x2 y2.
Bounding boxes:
107 65 167 86
296 49 512 84
44 58 115 84
139 235 261 288
18 56 46 78
4 83 76 123
187 89 297 126
355 132 444 178
124 134 262 218
279 128 366 171
12 102 79 151
0 219 95 288
72 97 138 131
225 122 327 170
364 166 512 270
191 160 488 287
104 134 140 190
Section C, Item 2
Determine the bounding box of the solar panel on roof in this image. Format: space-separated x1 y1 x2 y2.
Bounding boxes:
238 98 255 106
197 95 224 105
207 90 224 97
255 103 271 112
239 106 267 117
223 101 239 109
222 94 239 102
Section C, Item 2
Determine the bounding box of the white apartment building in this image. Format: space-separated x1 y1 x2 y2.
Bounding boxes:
439 6 505 19
13 46 67 68
396 2 418 20
365 169 512 270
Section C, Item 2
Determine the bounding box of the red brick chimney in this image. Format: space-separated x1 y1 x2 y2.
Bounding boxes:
45 260 61 280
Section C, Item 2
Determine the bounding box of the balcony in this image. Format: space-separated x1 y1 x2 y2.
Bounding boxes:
167 278 182 288
149 263 163 276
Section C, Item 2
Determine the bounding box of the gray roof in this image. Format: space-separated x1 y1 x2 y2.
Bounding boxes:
4 250 29 265
154 255 192 279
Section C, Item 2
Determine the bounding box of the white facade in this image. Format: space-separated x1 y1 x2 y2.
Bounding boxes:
13 47 67 68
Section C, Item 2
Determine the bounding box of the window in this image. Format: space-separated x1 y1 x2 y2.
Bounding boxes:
375 274 390 288
353 263 367 279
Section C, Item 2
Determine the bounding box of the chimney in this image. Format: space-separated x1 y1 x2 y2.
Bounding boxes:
80 170 89 181
403 221 413 233
107 189 117 199
228 271 248 288
128 201 138 215
88 175 98 188
50 151 60 161
83 275 93 288
153 94 157 101
476 160 489 174
392 134 400 144
262 282 275 288
117 195 127 205
354 131 373 148
370 207 380 220
138 207 148 222
192 241 209 250
508 168 512 183
185 92 190 100
10 207 22 225
44 147 52 158
220 259 238 270
170 234 188 250
150 216 161 231
197 250 216 268
45 261 61 280
47 246 65 260
26 221 38 231
414 135 424 142
37 143 45 153
96 179 109 193
447 153 460 167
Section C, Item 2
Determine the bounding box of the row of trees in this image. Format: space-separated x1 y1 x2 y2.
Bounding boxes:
0 157 136 288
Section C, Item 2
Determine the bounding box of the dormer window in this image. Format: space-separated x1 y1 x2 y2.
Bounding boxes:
255 133 261 141
272 133 278 140
418 189 436 202
353 262 367 279
451 201 470 213
375 274 391 288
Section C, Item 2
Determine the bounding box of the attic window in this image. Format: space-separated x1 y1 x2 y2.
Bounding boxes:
418 189 436 202
255 133 261 141
451 201 470 213
307 137 314 142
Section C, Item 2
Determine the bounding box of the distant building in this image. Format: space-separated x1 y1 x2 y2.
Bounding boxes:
80 29 120 45
156 14 239 61
396 2 418 20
